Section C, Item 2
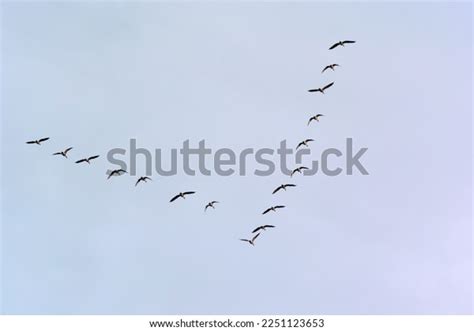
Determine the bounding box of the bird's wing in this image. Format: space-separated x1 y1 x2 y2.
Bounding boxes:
135 178 142 186
272 186 282 194
211 201 219 204
107 170 117 179
205 204 210 211
252 233 261 242
300 166 309 170
307 89 319 92
252 227 263 233
262 208 271 215
26 141 36 144
144 177 152 181
75 159 87 163
240 239 250 243
275 205 286 209
64 147 73 153
343 40 356 44
323 82 334 90
88 155 100 160
183 191 195 195
316 114 324 117
322 66 330 73
307 117 315 126
329 42 339 50
306 139 315 143
296 142 304 150
38 137 50 142
285 184 296 188
170 194 181 202
52 152 62 155
264 225 276 229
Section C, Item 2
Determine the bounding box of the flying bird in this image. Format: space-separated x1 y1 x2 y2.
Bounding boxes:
52 147 73 158
240 233 260 246
205 201 219 211
107 169 127 179
322 63 339 73
252 225 275 233
272 184 296 194
308 114 324 125
308 82 334 94
290 166 309 177
296 139 314 150
170 191 196 202
26 137 49 145
135 176 151 186
75 155 100 164
329 40 356 50
262 205 285 215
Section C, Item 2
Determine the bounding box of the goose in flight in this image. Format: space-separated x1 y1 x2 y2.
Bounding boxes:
170 191 196 202
308 114 324 125
308 82 334 94
135 176 151 186
252 225 275 233
291 166 309 177
296 139 314 150
107 169 127 179
329 40 356 50
262 205 285 215
272 184 296 194
205 201 219 211
240 233 260 246
26 137 49 145
75 155 100 164
52 147 73 158
322 63 339 73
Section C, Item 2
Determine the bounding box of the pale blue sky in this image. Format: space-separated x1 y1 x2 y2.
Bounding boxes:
1 1 472 314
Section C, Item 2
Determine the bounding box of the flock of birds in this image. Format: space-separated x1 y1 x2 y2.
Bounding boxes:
26 39 356 247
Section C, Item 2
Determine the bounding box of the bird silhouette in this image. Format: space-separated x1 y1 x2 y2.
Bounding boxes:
75 155 100 164
135 176 151 186
322 63 339 73
205 201 219 211
290 166 309 177
296 139 314 150
272 184 296 194
107 169 127 179
52 147 73 158
262 205 285 215
26 137 49 145
329 40 356 50
308 82 334 94
170 191 196 202
252 225 275 233
308 114 324 125
240 233 260 246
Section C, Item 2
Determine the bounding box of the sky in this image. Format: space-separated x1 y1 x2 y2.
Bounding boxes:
1 1 472 314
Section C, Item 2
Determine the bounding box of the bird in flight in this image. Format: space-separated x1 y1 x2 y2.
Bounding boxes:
308 82 334 94
75 155 100 164
205 201 219 211
170 191 196 202
329 40 356 50
272 184 296 194
296 139 314 150
26 137 49 145
291 166 309 177
135 176 151 186
252 225 275 233
52 147 73 158
322 63 339 73
107 169 127 179
240 233 260 246
262 205 285 215
308 114 324 125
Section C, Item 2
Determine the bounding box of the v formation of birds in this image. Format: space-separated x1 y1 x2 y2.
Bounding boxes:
26 40 355 247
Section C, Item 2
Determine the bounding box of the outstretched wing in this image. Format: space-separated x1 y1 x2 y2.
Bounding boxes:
296 142 304 150
252 226 263 234
272 186 283 194
308 88 320 93
26 140 37 144
300 166 309 170
88 155 100 161
285 184 296 188
240 239 250 243
252 233 261 242
264 225 275 229
275 205 286 209
323 82 334 91
169 194 181 202
321 65 330 73
38 137 50 143
135 178 143 186
64 147 73 153
306 139 315 143
262 208 272 215
183 191 195 196
52 152 62 156
75 159 87 164
329 42 340 50
343 40 356 44
307 117 315 126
